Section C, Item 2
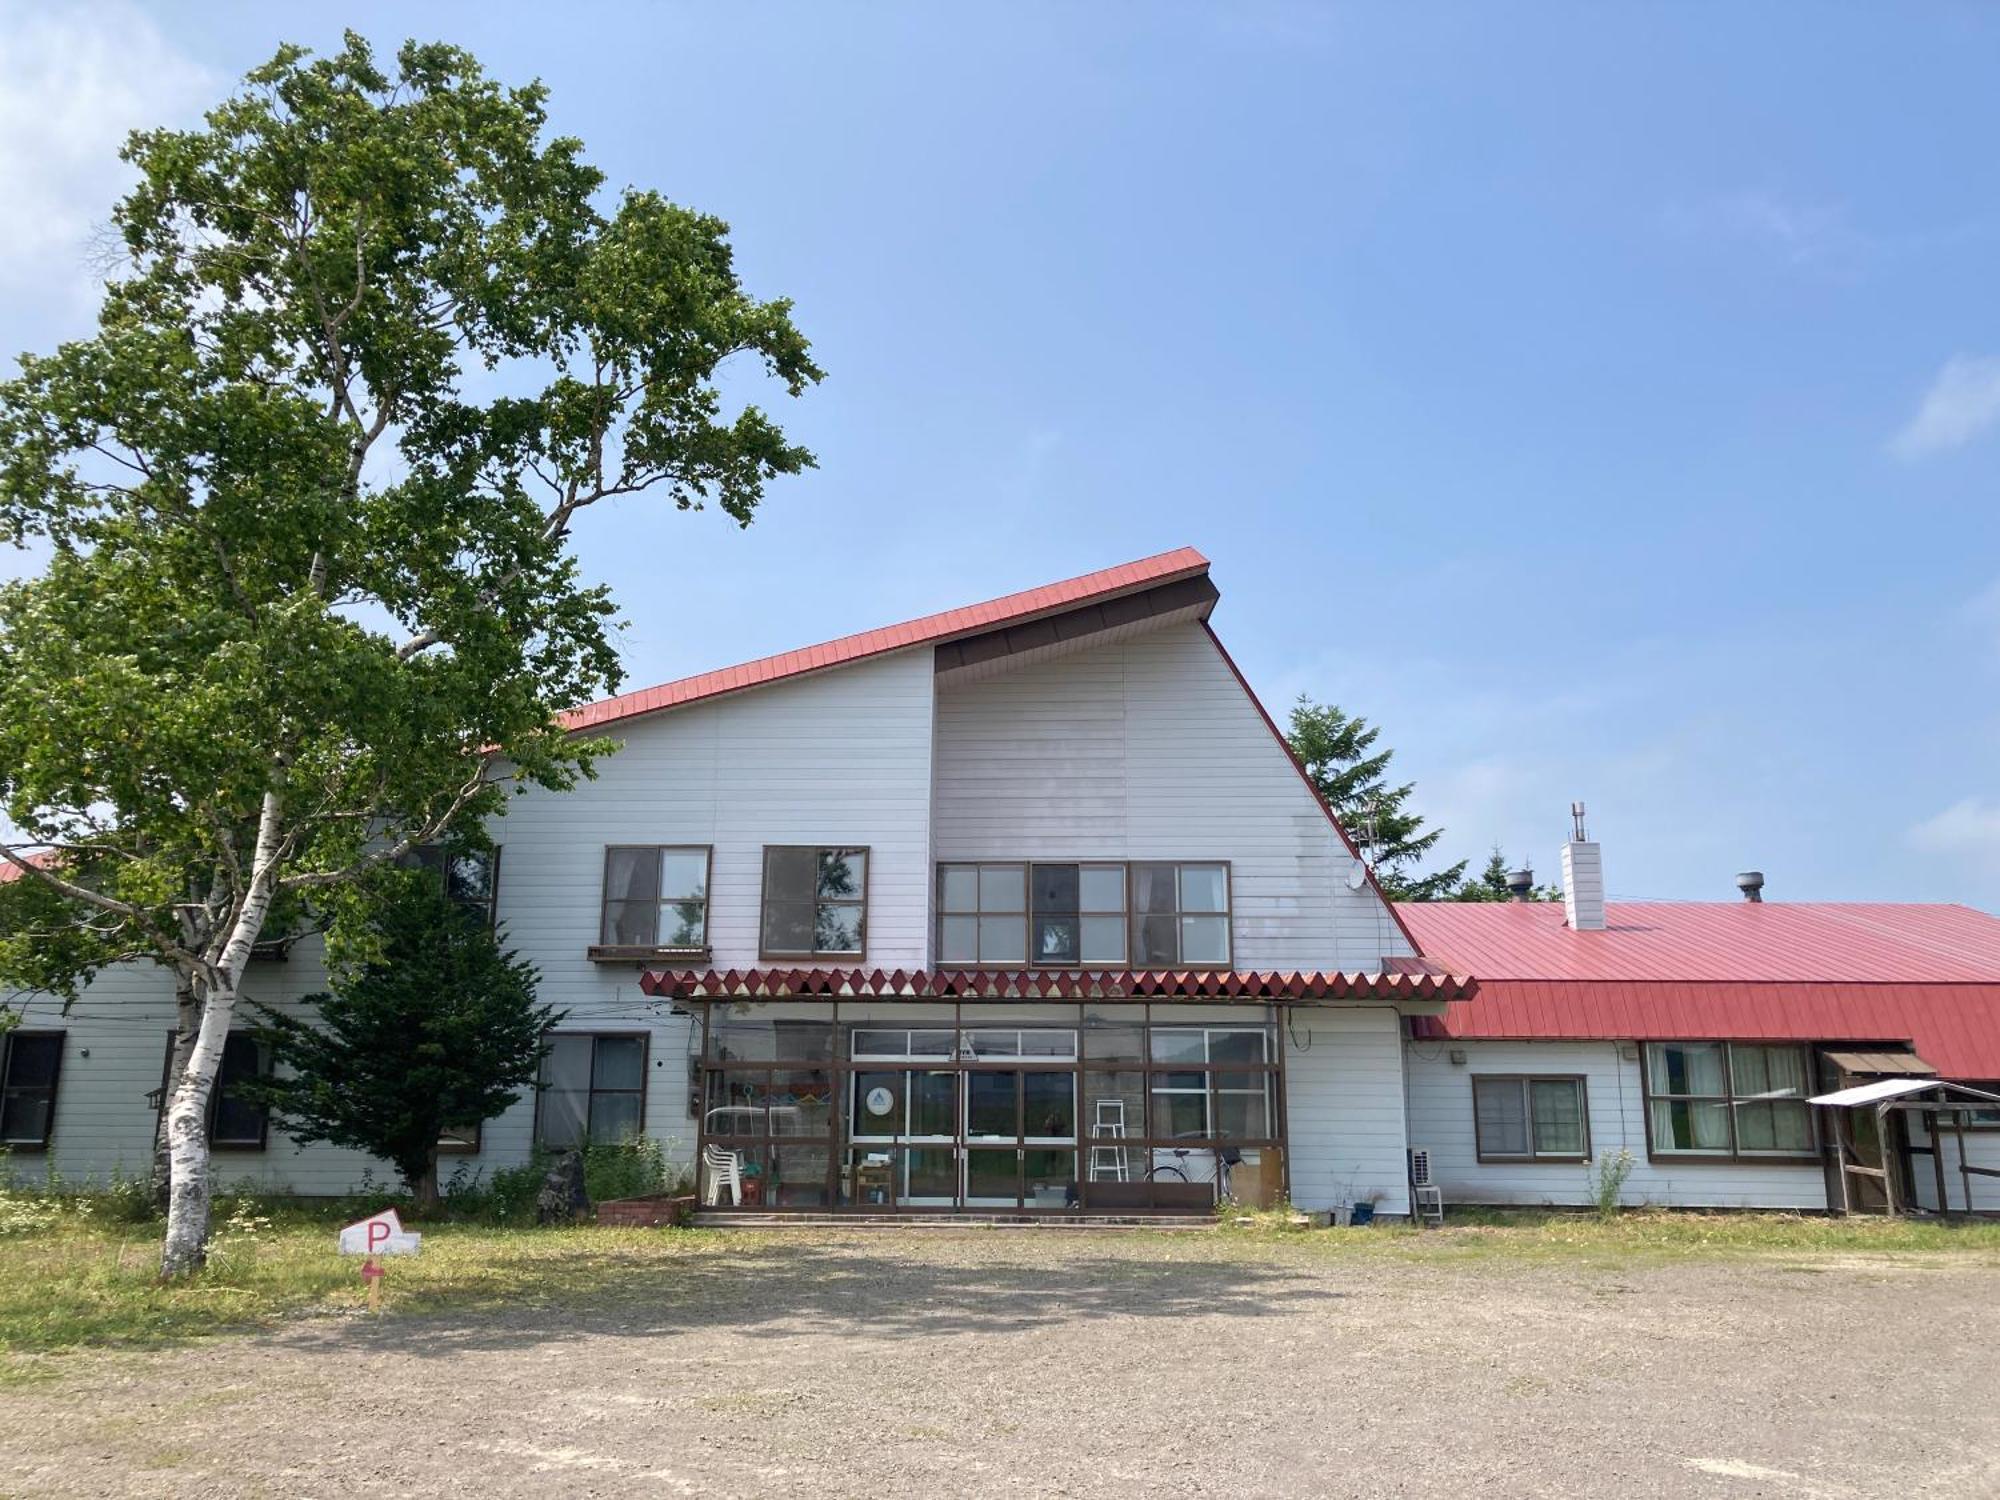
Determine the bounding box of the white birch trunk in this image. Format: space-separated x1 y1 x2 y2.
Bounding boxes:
160 792 285 1278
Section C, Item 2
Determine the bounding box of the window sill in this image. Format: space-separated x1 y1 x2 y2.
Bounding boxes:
589 945 712 966
1644 1150 1821 1165
1475 1154 1589 1165
757 952 865 965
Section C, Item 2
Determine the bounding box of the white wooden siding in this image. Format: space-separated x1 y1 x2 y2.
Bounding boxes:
932 623 1411 971
1283 1005 1411 1216
1404 1038 1832 1210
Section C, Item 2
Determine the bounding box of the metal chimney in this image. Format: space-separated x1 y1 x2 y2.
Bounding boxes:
1735 871 1765 903
1505 868 1535 902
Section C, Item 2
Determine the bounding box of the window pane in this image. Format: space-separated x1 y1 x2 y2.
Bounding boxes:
1023 1071 1075 1138
770 1070 835 1138
762 900 814 954
1084 1070 1146 1146
1151 1089 1208 1139
979 915 1027 964
968 1030 1020 1059
592 1037 644 1091
1019 1029 1076 1058
588 1090 642 1142
446 851 494 908
1530 1079 1583 1155
1214 1082 1270 1140
908 1030 955 1058
1032 864 1080 915
1180 915 1229 964
1732 1044 1805 1100
852 1030 906 1058
815 903 864 954
1211 1031 1267 1063
1080 916 1125 964
765 847 817 904
1131 863 1177 914
660 898 705 948
603 900 658 947
1133 913 1177 965
852 1070 904 1135
1474 1078 1530 1156
4 1034 61 1089
605 847 661 905
1082 1009 1146 1060
539 1036 592 1149
1651 1097 1731 1152
0 1091 52 1144
940 914 978 963
657 849 707 903
979 864 1026 912
818 849 866 899
939 866 979 911
967 1071 1018 1137
1650 1042 1726 1096
1179 864 1228 914
212 1034 265 1145
1035 917 1079 964
1736 1100 1813 1153
1080 865 1125 912
966 1147 1019 1203
1150 1031 1207 1064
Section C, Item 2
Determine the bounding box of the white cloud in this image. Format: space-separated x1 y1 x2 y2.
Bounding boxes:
1661 190 1861 274
1890 355 2000 460
0 3 212 306
1908 797 2000 870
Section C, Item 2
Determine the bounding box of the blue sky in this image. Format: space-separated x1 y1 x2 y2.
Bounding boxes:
4 3 1998 909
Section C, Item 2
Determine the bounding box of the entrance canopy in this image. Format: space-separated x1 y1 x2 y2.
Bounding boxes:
639 965 1477 1004
1809 1078 2000 1109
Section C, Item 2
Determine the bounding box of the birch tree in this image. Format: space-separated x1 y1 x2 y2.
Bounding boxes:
0 35 820 1275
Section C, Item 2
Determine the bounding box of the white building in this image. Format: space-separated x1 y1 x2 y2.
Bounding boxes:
4 547 1997 1217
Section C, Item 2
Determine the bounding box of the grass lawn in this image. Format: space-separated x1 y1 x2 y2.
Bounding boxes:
3 1203 1998 1383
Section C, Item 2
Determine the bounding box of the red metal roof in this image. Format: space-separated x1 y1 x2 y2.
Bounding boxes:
561 547 1211 732
0 850 52 885
638 966 1477 1004
1400 900 2000 1079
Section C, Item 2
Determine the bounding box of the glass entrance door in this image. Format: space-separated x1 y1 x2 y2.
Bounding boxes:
962 1068 1078 1207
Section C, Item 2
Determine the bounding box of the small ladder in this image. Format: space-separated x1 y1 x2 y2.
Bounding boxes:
1089 1097 1129 1182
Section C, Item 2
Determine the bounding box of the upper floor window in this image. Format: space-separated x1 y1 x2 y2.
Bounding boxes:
401 845 501 926
1643 1042 1814 1158
600 846 710 950
937 861 1230 968
0 1031 63 1148
1472 1075 1588 1162
761 847 867 959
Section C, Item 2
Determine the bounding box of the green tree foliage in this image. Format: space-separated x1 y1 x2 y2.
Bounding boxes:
1285 696 1466 902
250 879 562 1212
1451 847 1562 902
0 34 818 1272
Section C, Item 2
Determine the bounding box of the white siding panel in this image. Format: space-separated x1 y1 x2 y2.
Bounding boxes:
1283 1005 1411 1216
932 623 1410 971
1405 1039 1831 1210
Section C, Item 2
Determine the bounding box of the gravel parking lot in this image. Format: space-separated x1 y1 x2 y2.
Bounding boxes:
4 1230 1997 1499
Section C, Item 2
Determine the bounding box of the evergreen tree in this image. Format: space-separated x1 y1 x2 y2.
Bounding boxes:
1450 847 1561 902
1285 696 1466 902
251 879 564 1212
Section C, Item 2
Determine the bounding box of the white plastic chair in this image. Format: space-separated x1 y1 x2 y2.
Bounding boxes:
702 1144 742 1206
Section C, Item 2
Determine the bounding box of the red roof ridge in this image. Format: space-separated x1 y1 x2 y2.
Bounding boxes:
560 546 1210 732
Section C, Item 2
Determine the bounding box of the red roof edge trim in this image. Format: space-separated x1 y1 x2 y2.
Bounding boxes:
638 966 1476 1003
562 547 1211 733
1198 621 1427 959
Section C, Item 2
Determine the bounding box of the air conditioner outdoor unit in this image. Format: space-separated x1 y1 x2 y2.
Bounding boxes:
1408 1148 1434 1188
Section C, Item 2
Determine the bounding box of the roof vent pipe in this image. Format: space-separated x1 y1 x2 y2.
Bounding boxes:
1735 871 1765 903
1505 868 1535 902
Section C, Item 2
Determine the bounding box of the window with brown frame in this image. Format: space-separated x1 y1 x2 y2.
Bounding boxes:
760 847 867 959
598 846 710 951
437 1122 482 1153
1471 1074 1589 1162
155 1030 269 1149
400 845 502 927
1642 1041 1815 1158
0 1031 63 1149
536 1033 647 1149
937 861 1228 967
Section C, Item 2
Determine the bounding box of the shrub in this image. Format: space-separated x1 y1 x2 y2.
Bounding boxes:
583 1135 672 1203
1590 1148 1636 1218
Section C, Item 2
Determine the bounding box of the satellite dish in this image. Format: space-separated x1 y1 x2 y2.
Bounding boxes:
1346 858 1369 891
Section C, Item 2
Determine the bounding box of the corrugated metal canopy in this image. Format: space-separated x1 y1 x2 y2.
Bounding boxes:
1810 1078 2000 1108
1824 1050 1936 1077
